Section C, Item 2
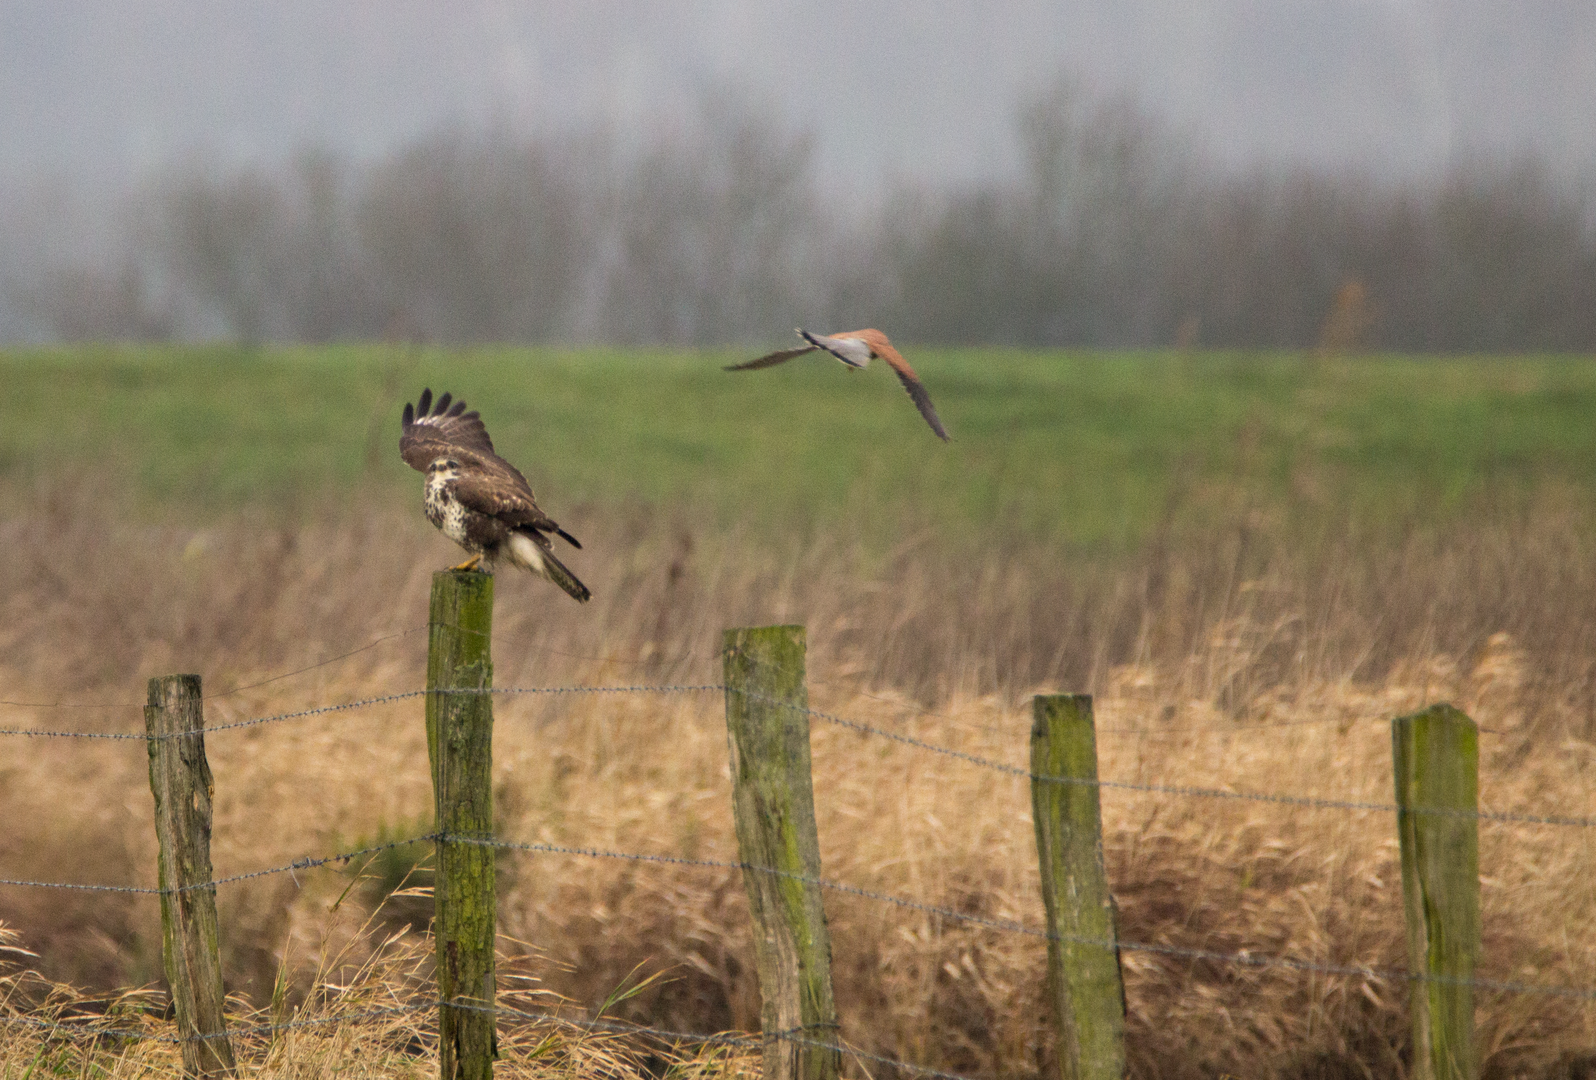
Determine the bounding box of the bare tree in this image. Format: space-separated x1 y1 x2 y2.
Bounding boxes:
601 96 827 345
15 260 175 341
358 128 597 343
157 166 284 342
155 152 386 342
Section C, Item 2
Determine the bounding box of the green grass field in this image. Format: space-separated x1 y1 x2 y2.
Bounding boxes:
3 344 1594 551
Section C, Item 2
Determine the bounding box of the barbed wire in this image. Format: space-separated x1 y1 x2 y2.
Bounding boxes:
457 833 1596 1003
204 625 430 698
0 1000 434 1046
8 647 1592 1064
726 688 1596 829
0 835 439 895
2 678 1589 833
801 677 1406 739
6 825 1596 1057
0 624 431 712
0 684 721 741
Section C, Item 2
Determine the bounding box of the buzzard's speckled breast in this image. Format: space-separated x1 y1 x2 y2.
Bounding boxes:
424 472 475 549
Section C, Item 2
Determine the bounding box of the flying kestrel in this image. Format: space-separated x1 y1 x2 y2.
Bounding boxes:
400 389 591 602
725 328 951 441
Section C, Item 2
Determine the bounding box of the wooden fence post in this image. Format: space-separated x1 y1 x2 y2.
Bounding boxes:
1031 694 1127 1080
146 674 237 1078
1392 704 1480 1080
723 625 840 1080
428 570 497 1080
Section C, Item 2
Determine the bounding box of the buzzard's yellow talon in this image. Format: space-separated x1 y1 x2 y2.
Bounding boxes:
450 555 482 572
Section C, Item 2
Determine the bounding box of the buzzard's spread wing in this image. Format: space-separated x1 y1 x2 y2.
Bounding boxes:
400 388 497 471
452 464 584 549
723 345 817 371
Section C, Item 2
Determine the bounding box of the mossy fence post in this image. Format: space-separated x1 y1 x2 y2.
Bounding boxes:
1392 704 1480 1080
722 625 841 1080
145 674 237 1079
1031 694 1127 1080
428 569 497 1080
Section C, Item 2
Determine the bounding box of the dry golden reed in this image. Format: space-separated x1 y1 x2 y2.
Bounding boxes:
2 480 1595 1078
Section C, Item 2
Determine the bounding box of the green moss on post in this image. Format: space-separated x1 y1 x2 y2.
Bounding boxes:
1393 704 1480 1080
1031 694 1127 1080
428 570 497 1080
723 626 840 1080
146 674 237 1078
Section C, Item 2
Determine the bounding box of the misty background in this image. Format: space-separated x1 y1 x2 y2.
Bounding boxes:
3 1 1594 350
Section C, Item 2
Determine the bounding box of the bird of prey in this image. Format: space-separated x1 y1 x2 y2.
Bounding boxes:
400 389 591 602
725 328 951 441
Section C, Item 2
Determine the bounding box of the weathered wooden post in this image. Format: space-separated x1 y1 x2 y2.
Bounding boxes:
1031 694 1127 1080
146 674 237 1078
1393 704 1480 1080
428 570 497 1080
723 625 841 1080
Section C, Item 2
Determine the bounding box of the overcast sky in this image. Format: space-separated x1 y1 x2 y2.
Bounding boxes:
2 0 1593 195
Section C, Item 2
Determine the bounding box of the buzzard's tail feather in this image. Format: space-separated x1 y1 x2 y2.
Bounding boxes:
507 532 592 603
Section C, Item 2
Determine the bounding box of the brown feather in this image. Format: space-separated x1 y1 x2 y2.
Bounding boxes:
864 334 952 442
399 387 497 471
450 471 563 534
724 345 817 371
400 389 584 549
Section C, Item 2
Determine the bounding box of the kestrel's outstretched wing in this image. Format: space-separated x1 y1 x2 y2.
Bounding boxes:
723 344 818 371
861 333 953 443
399 388 497 471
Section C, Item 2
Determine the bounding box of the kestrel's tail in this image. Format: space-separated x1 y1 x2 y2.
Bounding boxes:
507 531 593 603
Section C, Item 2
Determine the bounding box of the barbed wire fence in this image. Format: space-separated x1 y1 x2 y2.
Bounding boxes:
0 607 1591 1078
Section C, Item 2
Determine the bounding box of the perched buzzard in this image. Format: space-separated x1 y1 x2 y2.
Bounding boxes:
725 328 951 442
400 389 591 602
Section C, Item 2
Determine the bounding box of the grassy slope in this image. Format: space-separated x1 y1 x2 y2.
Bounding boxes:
5 345 1596 551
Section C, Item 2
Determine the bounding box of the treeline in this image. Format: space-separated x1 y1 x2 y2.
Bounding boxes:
11 82 1596 351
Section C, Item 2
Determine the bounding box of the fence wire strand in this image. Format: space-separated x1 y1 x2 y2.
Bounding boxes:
0 835 439 895
15 828 1595 1001
0 684 721 741
457 833 1596 1003
6 820 1596 1065
0 1001 435 1046
0 625 432 712
725 688 1596 829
